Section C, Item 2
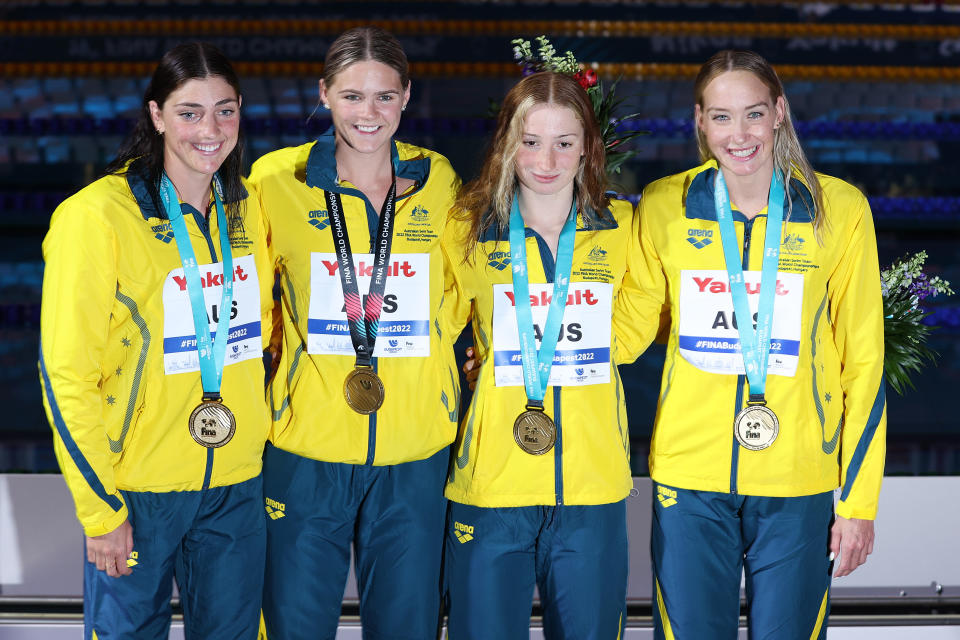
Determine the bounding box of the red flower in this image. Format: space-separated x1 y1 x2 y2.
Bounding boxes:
573 68 598 89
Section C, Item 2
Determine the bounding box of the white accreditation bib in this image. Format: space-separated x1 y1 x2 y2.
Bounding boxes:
678 269 803 377
493 282 612 387
162 254 263 375
307 252 431 357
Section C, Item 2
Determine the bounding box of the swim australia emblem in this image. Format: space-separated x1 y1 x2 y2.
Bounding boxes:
587 245 607 263
782 232 807 255
411 205 429 221
487 251 511 271
308 209 330 231
686 228 713 249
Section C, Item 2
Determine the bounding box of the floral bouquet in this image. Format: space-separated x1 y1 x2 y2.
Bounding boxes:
881 250 954 394
511 36 642 176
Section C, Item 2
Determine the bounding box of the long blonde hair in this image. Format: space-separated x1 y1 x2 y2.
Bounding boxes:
694 50 826 239
454 72 610 254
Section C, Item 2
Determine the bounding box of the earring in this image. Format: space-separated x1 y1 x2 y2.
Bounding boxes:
401 105 406 112
156 128 163 135
322 102 330 110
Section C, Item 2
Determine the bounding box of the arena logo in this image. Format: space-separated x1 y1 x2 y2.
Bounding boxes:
487 251 510 271
686 228 713 249
307 209 330 231
152 222 174 243
453 521 474 543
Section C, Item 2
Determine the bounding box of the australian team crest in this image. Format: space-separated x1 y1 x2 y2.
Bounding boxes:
782 232 807 254
411 205 429 221
587 245 607 263
487 251 511 271
308 209 330 231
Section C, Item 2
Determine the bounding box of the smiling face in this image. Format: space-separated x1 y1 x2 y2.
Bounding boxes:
514 103 584 201
320 59 409 157
695 70 784 185
149 76 240 185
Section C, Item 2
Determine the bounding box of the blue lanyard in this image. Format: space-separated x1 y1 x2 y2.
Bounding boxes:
713 169 785 401
508 194 578 406
160 173 234 398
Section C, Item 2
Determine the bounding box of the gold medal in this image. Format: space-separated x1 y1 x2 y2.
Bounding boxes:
513 407 557 455
734 403 779 451
188 399 236 448
344 367 385 414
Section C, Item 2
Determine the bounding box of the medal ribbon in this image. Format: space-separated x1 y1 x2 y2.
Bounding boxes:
324 178 398 367
713 169 785 402
509 193 578 407
160 173 234 398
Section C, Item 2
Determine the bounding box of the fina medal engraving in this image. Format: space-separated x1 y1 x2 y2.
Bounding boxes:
734 403 779 451
188 399 236 448
513 407 557 455
344 367 385 414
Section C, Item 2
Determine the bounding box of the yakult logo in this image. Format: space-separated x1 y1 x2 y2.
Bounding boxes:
503 289 600 307
691 276 790 296
172 265 249 291
321 260 417 278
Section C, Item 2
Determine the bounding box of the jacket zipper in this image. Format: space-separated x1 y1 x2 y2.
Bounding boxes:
730 218 754 495
190 207 219 490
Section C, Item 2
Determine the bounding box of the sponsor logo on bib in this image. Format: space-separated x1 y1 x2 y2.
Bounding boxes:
307 253 431 357
493 282 612 387
678 269 803 377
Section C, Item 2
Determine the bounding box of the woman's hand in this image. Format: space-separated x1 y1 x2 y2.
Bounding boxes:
463 346 479 391
86 519 134 578
830 515 875 578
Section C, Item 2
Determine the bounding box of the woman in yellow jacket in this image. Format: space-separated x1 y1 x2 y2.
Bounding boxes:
441 71 649 640
40 43 272 639
248 27 460 639
634 50 887 639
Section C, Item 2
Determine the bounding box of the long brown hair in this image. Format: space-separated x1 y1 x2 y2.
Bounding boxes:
694 50 826 239
105 42 245 218
455 72 609 251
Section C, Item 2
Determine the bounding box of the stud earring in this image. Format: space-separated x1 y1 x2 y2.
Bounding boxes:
322 102 330 110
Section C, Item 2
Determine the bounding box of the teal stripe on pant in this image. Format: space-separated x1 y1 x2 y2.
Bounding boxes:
261 443 449 640
651 484 833 640
83 475 265 640
445 501 627 640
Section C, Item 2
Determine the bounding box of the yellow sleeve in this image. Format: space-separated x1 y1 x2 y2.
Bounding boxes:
829 193 887 520
440 214 474 341
612 197 669 365
245 170 283 359
39 200 128 537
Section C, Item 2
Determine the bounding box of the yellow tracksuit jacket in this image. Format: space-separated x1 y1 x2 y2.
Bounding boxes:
248 133 462 466
39 161 273 537
628 161 886 519
442 198 651 507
